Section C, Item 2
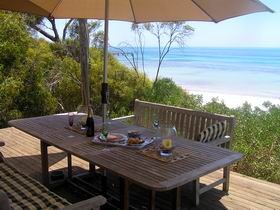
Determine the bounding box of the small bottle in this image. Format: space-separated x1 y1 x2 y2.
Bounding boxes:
86 105 95 137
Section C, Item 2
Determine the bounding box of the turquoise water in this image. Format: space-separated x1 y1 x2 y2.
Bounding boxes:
116 47 280 98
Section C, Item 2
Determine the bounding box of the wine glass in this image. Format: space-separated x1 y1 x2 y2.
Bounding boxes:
100 121 110 141
68 112 74 128
76 105 88 130
152 113 160 139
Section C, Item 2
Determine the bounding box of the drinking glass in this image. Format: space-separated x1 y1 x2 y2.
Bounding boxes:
68 112 74 128
160 124 177 157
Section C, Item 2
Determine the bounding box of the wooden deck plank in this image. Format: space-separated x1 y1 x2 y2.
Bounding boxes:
0 127 280 210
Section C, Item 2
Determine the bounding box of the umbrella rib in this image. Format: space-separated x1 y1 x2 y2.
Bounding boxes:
129 0 137 23
191 0 218 23
250 0 274 13
49 0 64 17
16 0 50 16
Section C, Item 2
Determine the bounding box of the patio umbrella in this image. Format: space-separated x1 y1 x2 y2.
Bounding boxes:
0 0 273 122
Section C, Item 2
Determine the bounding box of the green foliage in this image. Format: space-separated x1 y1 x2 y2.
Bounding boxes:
0 77 23 127
202 97 232 115
0 12 57 126
14 40 58 117
88 48 152 117
231 103 280 183
146 78 202 109
0 12 31 73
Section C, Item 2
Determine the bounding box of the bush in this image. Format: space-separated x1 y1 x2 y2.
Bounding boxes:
146 78 202 109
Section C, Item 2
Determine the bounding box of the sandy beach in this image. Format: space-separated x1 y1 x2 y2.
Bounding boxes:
186 89 280 109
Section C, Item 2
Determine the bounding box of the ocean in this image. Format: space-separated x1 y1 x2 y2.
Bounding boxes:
116 47 280 99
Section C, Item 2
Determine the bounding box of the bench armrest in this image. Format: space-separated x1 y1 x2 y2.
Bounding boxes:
112 115 135 121
61 195 106 210
0 190 11 210
112 115 135 125
207 136 231 147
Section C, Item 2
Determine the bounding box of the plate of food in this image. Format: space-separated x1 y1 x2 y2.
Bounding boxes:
127 137 153 148
98 133 127 143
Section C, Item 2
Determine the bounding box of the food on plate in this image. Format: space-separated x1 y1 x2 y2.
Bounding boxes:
127 130 142 138
127 137 144 145
105 134 122 142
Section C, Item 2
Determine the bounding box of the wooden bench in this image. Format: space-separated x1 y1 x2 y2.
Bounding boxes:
0 141 106 210
118 99 236 206
131 99 236 148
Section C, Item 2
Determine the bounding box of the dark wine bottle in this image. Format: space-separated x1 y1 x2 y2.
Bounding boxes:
86 105 95 137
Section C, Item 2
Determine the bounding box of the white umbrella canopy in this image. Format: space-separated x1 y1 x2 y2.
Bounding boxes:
0 0 273 22
0 0 273 122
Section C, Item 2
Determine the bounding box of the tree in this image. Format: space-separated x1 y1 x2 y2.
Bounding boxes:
23 15 103 45
116 22 194 86
23 15 72 42
0 12 31 74
0 12 57 127
142 22 194 85
113 24 146 78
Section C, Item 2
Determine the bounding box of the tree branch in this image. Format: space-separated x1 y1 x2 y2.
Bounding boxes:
63 19 74 41
47 17 60 42
31 24 57 42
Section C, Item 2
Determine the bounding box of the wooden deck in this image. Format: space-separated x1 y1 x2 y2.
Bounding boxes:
1 127 280 210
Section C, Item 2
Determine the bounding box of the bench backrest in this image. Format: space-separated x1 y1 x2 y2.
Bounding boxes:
134 99 236 142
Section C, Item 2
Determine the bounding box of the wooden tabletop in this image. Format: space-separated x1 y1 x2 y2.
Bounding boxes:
9 114 242 192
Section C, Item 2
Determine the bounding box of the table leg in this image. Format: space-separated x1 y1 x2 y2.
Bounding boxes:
40 141 49 187
149 190 156 210
192 178 200 206
119 177 129 210
89 163 96 174
67 153 72 179
223 166 230 193
101 169 107 196
172 187 181 210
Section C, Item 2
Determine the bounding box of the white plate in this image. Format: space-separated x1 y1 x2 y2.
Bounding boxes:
126 138 153 148
97 133 127 142
92 135 153 149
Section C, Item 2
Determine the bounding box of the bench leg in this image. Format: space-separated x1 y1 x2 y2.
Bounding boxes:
172 187 182 210
67 153 72 179
223 166 230 193
192 178 200 206
40 141 49 187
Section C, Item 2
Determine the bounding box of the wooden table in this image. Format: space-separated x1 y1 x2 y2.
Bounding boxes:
9 114 242 210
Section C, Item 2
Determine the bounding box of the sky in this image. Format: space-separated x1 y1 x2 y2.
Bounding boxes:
56 0 280 48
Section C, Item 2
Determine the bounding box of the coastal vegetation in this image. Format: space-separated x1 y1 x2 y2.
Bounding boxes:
0 12 279 184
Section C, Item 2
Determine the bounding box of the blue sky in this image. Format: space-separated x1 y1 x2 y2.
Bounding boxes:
57 0 280 48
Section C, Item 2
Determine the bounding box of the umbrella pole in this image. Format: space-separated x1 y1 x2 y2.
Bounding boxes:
102 0 109 123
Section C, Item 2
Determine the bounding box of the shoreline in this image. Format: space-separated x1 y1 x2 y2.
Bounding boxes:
183 89 280 109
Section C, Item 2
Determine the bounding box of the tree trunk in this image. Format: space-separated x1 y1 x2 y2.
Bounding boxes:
78 19 90 107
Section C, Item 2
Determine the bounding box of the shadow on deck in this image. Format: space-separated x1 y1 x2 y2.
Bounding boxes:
1 127 280 210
